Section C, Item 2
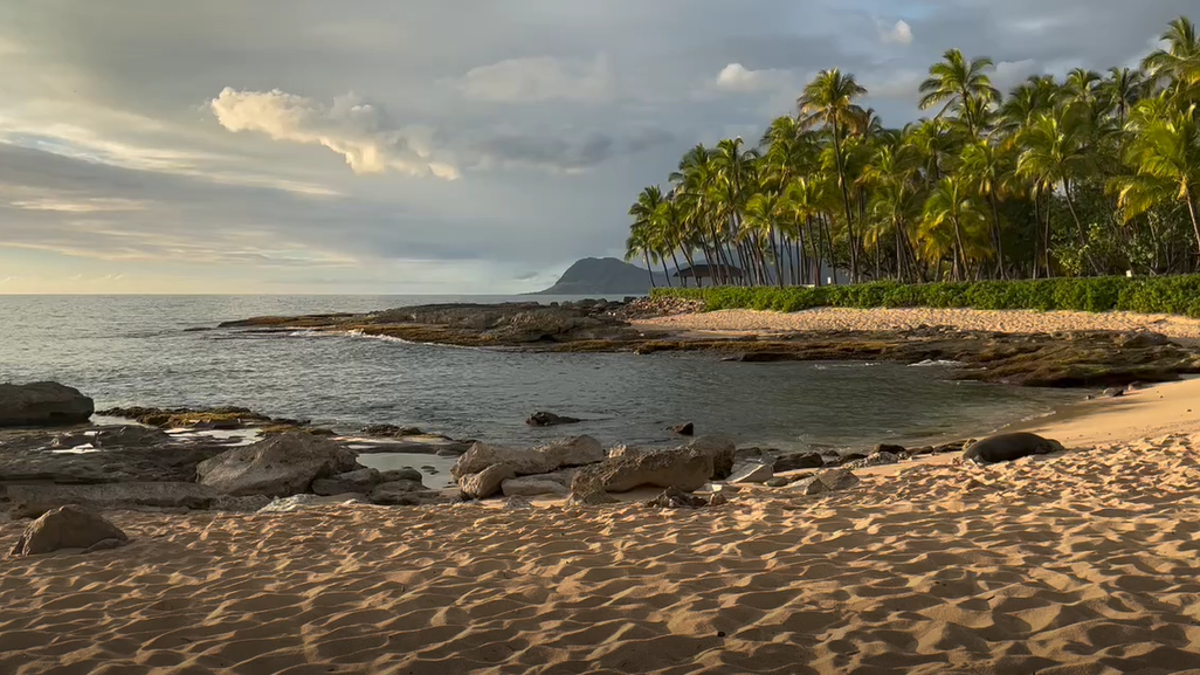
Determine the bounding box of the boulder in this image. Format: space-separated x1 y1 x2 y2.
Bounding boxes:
843 451 904 470
460 464 516 500
361 424 424 437
501 477 570 498
526 412 582 427
644 487 710 509
381 468 425 483
196 433 359 497
258 494 365 514
452 436 603 479
505 496 534 509
572 447 713 494
567 485 619 506
672 422 695 436
6 482 219 519
608 445 645 460
774 452 825 472
795 469 861 496
212 495 273 512
93 426 173 448
728 461 774 485
10 506 127 557
312 468 383 496
875 444 908 456
765 477 791 488
685 436 737 479
369 481 440 506
0 382 94 428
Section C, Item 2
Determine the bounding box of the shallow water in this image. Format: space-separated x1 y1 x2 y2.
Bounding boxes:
0 295 1080 453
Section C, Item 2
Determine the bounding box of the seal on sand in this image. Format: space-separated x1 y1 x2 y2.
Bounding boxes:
962 433 1065 464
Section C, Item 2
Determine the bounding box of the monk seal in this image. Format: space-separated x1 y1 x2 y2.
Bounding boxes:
962 433 1066 464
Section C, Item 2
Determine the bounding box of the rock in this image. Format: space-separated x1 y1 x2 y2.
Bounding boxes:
452 436 604 479
672 422 695 436
380 468 425 483
196 433 359 497
837 453 868 465
685 436 737 479
312 468 383 496
501 477 570 498
734 447 773 463
765 477 791 488
83 538 128 554
361 424 425 437
212 495 273 512
773 452 825 472
258 494 365 513
1102 387 1126 399
567 485 619 506
460 464 516 500
10 506 128 557
369 481 440 506
795 469 861 496
644 487 710 509
842 451 904 470
875 444 908 455
1116 331 1169 348
436 448 466 458
963 433 1066 464
708 491 729 507
0 382 94 428
6 482 219 519
608 445 645 460
526 412 582 427
572 447 713 494
505 496 534 509
728 461 774 485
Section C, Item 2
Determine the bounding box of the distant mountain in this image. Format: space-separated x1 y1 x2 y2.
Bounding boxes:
532 257 667 296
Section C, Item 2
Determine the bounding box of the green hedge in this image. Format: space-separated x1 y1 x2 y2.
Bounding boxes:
652 276 1200 317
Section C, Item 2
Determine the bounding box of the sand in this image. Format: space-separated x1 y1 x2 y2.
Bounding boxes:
635 307 1200 340
6 383 1200 673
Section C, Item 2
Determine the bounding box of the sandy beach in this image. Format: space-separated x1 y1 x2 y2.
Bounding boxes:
4 374 1200 674
636 307 1200 341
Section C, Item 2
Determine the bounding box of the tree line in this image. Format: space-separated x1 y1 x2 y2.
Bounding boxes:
626 16 1200 288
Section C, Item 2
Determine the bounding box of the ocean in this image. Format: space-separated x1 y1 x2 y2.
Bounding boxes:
0 295 1081 453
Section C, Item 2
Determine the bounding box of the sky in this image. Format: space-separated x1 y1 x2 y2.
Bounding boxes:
0 0 1193 294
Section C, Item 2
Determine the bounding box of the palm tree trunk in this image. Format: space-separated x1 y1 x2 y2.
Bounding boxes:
1185 189 1200 258
661 260 673 288
952 216 968 282
821 214 838 285
1031 192 1041 280
831 118 859 284
670 250 685 288
988 193 1006 280
1063 180 1100 275
643 253 656 289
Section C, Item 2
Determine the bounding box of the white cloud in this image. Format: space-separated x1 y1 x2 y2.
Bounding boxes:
714 63 796 94
210 88 461 180
880 19 914 46
10 197 146 213
458 54 616 103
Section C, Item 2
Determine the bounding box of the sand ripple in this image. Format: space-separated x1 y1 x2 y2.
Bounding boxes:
5 436 1200 674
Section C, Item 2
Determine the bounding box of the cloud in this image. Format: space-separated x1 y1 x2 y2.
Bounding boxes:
992 59 1043 93
879 19 913 46
457 54 616 103
714 63 796 94
210 88 461 180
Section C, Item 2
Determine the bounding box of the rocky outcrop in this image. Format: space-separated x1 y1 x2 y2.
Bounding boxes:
795 469 861 496
774 452 825 472
10 506 127 557
369 480 440 506
685 436 737 480
453 436 604 480
6 482 218 518
672 422 695 436
572 447 713 495
258 494 365 513
196 433 358 497
644 487 727 509
526 412 582 427
0 383 94 428
842 450 905 470
312 468 383 496
501 477 570 498
0 434 230 485
460 465 516 500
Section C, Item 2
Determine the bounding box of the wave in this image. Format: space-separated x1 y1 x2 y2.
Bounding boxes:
345 330 482 350
909 359 965 368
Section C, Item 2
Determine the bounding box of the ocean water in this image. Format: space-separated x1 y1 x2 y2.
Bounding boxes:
0 295 1081 453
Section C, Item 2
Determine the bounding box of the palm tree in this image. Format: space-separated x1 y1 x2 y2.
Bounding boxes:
798 68 868 282
1102 67 1145 127
1115 101 1200 254
961 140 1016 278
923 175 990 280
1017 104 1102 274
919 49 1000 135
1144 17 1200 100
627 186 667 287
